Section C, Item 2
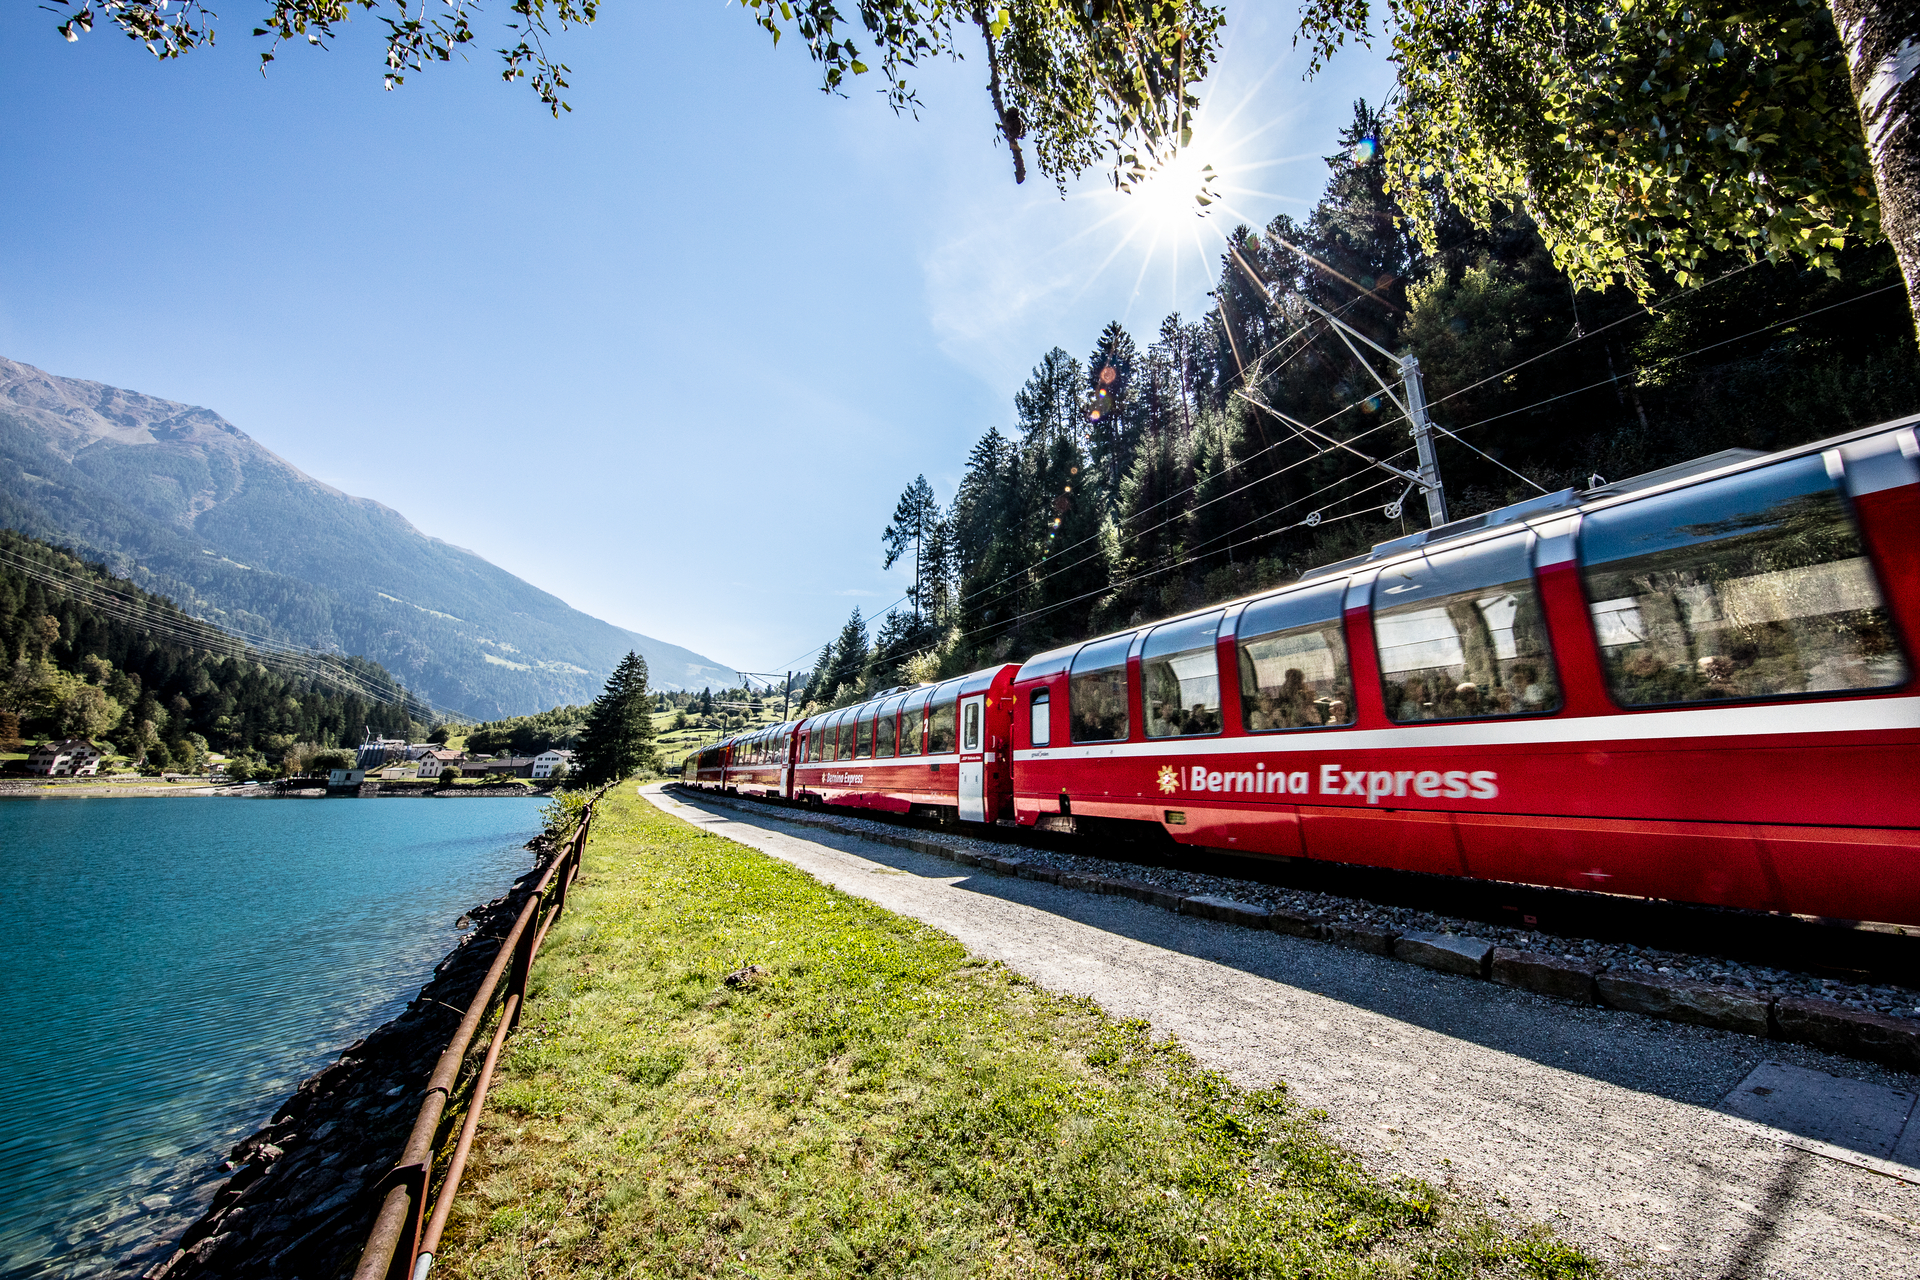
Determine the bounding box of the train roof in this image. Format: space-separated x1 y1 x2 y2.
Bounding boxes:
791 663 1017 727
1015 412 1920 680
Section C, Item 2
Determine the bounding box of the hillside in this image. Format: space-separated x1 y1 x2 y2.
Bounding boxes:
0 356 738 716
0 529 422 774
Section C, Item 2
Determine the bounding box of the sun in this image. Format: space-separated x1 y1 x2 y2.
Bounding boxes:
1123 139 1221 234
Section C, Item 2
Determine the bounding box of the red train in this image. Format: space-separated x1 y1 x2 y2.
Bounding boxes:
683 417 1920 927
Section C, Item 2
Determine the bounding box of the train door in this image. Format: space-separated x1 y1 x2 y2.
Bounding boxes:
958 693 986 822
779 730 792 799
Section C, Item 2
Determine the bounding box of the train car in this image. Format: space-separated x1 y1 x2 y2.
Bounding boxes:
1012 417 1920 927
724 720 800 799
793 665 1020 822
684 739 731 791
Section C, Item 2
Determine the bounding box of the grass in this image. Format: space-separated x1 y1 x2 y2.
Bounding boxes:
435 789 1598 1280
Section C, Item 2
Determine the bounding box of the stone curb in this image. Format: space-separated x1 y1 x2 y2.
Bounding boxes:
666 787 1918 1072
1395 931 1495 978
1492 948 1600 1004
1774 996 1920 1072
1597 970 1773 1039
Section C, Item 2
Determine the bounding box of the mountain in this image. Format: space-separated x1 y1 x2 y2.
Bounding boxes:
0 356 738 717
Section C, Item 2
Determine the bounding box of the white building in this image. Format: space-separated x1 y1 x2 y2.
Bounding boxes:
416 748 464 779
531 749 574 779
328 767 369 787
27 739 102 776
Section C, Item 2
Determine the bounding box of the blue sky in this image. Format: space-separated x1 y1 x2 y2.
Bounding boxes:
0 1 1392 678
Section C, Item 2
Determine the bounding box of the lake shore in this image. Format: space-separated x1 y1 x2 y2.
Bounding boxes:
0 780 547 799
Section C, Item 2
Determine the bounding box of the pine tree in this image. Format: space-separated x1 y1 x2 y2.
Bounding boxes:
826 608 869 702
1014 347 1084 446
881 476 942 625
802 643 836 705
572 651 655 787
1086 321 1142 505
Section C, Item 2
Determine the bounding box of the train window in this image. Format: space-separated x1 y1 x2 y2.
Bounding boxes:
1142 612 1223 738
1581 454 1909 704
1030 688 1051 747
962 701 982 752
837 715 856 761
1237 583 1354 730
1374 535 1561 721
1070 634 1132 742
875 697 903 758
927 694 957 754
898 694 928 757
852 713 870 758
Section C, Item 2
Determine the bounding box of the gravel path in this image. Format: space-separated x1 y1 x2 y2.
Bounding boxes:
642 784 1920 1280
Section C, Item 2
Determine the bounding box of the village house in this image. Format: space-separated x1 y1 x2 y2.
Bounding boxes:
530 748 574 779
478 757 536 779
415 748 464 779
328 766 368 787
27 739 103 776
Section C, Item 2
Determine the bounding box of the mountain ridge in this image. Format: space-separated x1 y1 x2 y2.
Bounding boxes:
0 356 738 716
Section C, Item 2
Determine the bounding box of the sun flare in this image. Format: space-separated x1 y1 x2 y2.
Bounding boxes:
1124 141 1222 233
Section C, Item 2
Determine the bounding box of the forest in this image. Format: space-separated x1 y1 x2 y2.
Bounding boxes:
0 530 429 776
793 101 1920 712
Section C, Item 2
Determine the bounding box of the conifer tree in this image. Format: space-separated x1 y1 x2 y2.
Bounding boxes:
1014 348 1085 446
572 651 654 787
802 644 836 706
1086 321 1142 506
882 476 942 625
826 609 869 701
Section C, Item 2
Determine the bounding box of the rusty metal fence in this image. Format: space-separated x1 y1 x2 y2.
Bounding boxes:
351 796 599 1280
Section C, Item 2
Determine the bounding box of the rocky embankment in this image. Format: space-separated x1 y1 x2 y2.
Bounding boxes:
137 836 561 1280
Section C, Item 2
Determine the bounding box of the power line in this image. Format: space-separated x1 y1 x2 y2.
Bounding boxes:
1443 283 1904 442
764 257 1892 694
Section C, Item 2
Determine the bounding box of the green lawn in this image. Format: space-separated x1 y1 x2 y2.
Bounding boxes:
435 789 1595 1279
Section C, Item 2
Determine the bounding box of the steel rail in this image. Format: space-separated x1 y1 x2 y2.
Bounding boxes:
351 799 596 1280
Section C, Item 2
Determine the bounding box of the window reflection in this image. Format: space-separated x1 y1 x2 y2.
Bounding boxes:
1069 634 1131 742
1142 613 1221 737
1581 455 1908 704
1374 537 1560 721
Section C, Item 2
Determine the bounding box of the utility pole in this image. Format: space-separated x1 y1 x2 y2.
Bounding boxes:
781 672 791 722
1264 293 1451 530
1398 353 1449 526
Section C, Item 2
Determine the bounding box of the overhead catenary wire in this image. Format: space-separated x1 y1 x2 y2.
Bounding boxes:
761 256 1897 702
1438 283 1906 442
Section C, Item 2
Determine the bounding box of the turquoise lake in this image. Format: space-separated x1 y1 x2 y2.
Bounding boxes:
0 795 546 1279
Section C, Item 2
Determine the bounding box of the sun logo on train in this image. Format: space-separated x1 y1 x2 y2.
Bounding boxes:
1157 765 1179 795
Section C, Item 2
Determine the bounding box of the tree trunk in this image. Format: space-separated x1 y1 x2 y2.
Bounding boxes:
1833 0 1920 334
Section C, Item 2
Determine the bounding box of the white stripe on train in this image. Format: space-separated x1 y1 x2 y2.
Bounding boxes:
1013 694 1920 762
